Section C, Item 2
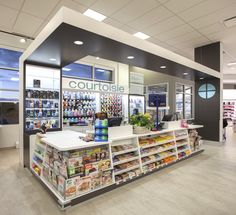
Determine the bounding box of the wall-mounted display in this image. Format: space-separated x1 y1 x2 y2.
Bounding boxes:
25 65 61 132
101 93 122 118
63 91 97 126
129 95 145 116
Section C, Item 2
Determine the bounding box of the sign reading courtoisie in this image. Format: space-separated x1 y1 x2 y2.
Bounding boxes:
63 78 126 93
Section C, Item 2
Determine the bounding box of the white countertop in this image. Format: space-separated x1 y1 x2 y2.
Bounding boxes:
39 124 203 151
40 130 110 151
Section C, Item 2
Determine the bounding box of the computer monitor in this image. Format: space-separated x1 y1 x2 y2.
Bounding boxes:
162 114 173 122
108 117 122 127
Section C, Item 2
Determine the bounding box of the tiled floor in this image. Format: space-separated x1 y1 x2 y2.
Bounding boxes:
1 128 236 215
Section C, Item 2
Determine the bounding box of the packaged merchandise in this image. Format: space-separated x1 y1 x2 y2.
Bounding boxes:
76 176 91 194
85 163 98 176
90 172 102 190
65 178 77 198
102 171 112 185
57 176 65 196
98 159 111 171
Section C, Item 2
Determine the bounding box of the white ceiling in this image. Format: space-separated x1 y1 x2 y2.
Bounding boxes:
0 0 236 78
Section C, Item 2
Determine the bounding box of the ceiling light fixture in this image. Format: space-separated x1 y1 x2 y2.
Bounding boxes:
74 40 83 45
200 77 204 80
133 32 150 40
160 65 166 69
183 72 188 75
227 62 236 66
127 56 134 59
20 38 27 43
96 57 100 60
223 16 236 28
62 68 71 71
83 9 106 22
49 58 56 61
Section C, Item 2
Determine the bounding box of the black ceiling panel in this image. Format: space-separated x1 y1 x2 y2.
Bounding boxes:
27 23 214 81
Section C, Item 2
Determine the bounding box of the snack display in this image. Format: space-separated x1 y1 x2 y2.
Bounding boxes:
63 91 96 126
139 135 174 147
101 93 123 118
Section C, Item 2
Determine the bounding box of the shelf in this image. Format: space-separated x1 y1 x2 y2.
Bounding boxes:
63 115 93 118
110 135 137 142
26 116 59 120
113 148 139 156
143 160 176 174
113 156 140 166
34 151 44 160
26 108 59 110
142 152 177 166
114 164 140 176
175 135 188 141
176 142 188 147
178 148 189 153
25 98 59 101
140 138 175 149
115 174 141 185
35 142 46 150
63 98 95 101
141 145 176 158
32 159 42 168
26 87 60 91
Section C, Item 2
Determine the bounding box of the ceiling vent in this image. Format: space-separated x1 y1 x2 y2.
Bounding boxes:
223 16 236 28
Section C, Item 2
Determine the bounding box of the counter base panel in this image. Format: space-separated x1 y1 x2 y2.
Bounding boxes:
30 149 204 209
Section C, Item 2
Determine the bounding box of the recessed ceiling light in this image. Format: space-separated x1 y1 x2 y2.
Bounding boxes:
74 40 83 45
20 38 26 43
133 32 150 40
83 9 106 22
62 68 71 71
49 58 56 61
127 56 134 59
183 72 188 75
96 57 100 60
160 65 166 69
228 62 236 66
11 77 19 81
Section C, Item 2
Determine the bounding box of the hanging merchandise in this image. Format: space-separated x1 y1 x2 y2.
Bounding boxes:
63 91 96 126
101 93 123 118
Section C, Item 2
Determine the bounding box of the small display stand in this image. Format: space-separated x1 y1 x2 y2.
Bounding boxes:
94 113 108 142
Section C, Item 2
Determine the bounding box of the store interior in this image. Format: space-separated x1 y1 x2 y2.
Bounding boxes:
1 7 219 208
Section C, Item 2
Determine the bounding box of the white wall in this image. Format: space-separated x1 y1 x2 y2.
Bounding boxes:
0 125 18 148
223 89 236 100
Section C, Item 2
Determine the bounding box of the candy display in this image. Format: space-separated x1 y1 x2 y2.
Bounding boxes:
101 93 122 118
25 89 60 131
63 91 96 126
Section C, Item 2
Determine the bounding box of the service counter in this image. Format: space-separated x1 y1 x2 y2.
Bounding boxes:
30 125 203 209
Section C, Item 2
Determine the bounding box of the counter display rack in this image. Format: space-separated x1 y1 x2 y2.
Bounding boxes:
101 93 122 118
30 127 202 209
110 136 142 184
25 89 60 131
63 91 96 126
31 132 114 202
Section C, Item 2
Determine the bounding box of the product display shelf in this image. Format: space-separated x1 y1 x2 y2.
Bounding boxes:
113 156 140 166
114 164 140 176
143 160 176 174
174 130 191 159
31 131 115 203
140 138 175 149
141 145 176 158
141 152 177 166
112 147 139 156
175 135 189 141
176 141 188 147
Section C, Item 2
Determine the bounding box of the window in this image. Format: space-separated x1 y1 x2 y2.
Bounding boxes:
176 84 193 119
198 83 216 99
0 47 22 125
62 63 93 79
62 63 114 82
94 67 113 82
